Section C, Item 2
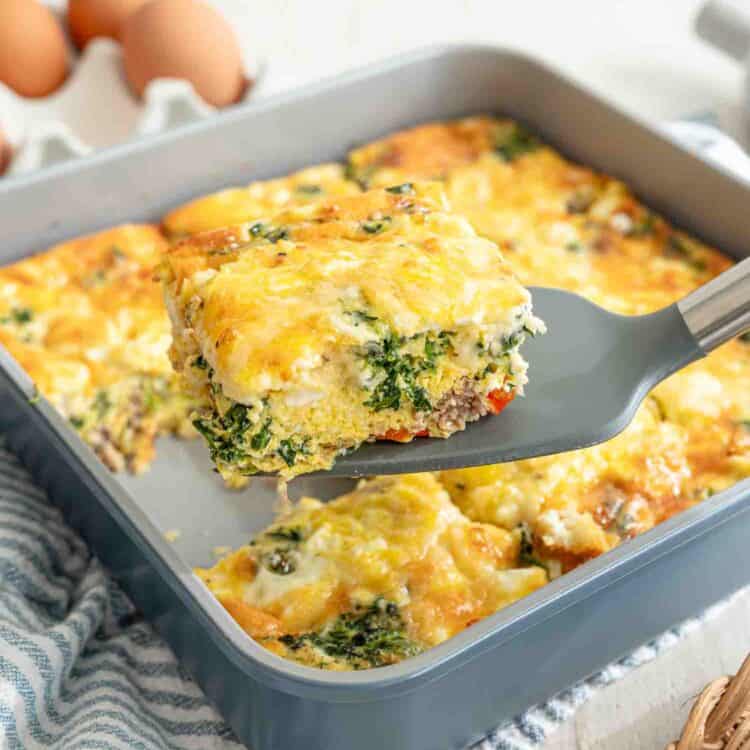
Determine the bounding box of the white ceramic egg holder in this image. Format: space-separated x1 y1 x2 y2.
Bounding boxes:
0 35 263 177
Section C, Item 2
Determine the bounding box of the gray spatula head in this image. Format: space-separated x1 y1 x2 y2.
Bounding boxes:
317 257 750 478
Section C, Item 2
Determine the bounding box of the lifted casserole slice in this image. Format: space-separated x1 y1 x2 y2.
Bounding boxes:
162 183 544 480
196 473 547 670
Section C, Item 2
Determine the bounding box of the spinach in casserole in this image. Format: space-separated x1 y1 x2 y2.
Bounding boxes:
277 598 422 669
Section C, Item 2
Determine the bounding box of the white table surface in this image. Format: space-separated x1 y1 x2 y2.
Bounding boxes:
219 2 750 747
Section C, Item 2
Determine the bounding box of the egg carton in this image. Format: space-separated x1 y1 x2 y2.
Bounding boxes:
0 31 264 178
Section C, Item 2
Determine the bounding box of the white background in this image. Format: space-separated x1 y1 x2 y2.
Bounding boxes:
213 0 747 143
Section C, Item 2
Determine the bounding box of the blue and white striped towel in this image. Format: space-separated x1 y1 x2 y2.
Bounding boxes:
1 122 749 750
0 448 238 749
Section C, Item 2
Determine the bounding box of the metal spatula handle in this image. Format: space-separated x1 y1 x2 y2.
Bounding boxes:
678 257 750 352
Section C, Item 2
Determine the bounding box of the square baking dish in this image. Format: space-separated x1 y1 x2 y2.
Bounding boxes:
1 45 750 750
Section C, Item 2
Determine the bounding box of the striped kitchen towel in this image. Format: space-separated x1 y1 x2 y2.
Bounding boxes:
0 447 238 749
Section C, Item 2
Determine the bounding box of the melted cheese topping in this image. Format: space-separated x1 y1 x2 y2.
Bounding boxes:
0 226 195 472
164 183 541 478
348 116 732 312
162 163 360 237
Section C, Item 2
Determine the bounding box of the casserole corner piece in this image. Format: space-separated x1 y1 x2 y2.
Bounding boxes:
197 472 548 670
0 224 195 474
160 182 545 480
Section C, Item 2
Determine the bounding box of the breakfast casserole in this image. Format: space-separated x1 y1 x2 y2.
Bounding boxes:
198 116 750 670
0 226 194 472
162 182 544 481
2 114 746 672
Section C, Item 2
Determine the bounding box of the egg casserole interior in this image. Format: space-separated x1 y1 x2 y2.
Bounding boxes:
162 182 543 481
197 117 750 670
0 166 382 475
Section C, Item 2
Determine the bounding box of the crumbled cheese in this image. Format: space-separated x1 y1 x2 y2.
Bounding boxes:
610 212 633 234
284 390 324 407
192 268 217 286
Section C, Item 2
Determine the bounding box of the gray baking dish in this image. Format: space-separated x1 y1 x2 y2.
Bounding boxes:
1 45 750 750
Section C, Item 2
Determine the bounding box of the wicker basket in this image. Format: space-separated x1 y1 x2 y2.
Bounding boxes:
667 653 750 749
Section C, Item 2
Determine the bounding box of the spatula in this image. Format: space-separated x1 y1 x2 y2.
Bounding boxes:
322 257 750 477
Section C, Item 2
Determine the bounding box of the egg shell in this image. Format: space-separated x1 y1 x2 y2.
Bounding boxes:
121 0 245 108
0 0 69 98
68 0 149 50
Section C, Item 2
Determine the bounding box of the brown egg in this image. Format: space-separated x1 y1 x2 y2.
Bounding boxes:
0 130 12 176
122 0 245 108
0 0 69 98
68 0 148 50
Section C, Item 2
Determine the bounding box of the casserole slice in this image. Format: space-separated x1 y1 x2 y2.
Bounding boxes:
161 183 544 480
196 473 547 670
0 226 194 472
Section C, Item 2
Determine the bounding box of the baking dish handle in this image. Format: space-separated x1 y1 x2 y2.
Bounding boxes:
678 256 750 352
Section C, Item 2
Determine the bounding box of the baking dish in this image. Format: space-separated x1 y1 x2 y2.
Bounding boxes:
1 45 750 750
